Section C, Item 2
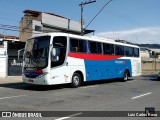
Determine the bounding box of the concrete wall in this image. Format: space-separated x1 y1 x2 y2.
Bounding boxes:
142 62 160 71
140 51 149 58
19 12 82 41
0 41 8 77
0 56 7 77
32 20 43 37
41 13 81 32
19 16 33 42
142 57 160 71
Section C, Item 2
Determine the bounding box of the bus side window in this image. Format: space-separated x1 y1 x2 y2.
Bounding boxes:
125 46 133 57
115 45 124 56
70 38 78 52
79 40 87 53
134 48 139 57
87 41 91 53
103 43 114 55
70 38 87 53
88 41 102 54
97 42 102 54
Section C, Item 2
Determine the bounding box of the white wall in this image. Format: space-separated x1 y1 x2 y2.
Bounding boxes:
41 13 81 32
0 41 8 77
140 51 150 58
32 20 43 37
0 56 7 77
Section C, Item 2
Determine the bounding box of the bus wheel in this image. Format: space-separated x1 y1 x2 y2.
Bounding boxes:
71 73 81 88
123 70 129 81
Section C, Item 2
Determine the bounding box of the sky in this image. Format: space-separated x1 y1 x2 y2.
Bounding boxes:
0 0 159 44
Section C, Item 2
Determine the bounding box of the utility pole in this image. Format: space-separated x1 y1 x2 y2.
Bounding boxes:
79 0 96 35
155 53 157 71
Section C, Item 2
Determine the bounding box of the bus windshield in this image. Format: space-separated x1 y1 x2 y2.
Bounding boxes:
24 36 50 70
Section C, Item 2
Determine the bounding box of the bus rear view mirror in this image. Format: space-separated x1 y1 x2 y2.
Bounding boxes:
51 47 59 62
25 51 31 58
51 48 56 56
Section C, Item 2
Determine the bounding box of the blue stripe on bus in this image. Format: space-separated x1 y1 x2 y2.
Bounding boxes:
84 59 132 81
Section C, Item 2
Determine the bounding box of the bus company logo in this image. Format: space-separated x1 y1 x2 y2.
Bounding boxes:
2 112 11 117
123 60 126 64
115 60 126 64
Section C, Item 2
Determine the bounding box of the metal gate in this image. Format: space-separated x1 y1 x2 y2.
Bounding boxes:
8 58 23 76
7 41 25 76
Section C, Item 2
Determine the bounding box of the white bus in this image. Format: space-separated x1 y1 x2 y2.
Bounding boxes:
22 33 141 87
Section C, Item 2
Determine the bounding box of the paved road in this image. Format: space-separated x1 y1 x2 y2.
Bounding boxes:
0 74 159 120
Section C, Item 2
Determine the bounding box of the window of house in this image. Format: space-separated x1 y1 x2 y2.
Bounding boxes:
35 25 42 31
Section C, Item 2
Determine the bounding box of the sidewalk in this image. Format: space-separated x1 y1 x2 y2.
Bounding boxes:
0 76 22 84
142 71 159 75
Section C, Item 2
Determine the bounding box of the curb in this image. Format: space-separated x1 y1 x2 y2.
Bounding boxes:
0 76 22 84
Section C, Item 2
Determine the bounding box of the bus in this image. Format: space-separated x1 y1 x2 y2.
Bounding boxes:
22 33 141 87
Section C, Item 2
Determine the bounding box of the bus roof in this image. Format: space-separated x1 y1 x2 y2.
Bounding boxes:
28 32 140 48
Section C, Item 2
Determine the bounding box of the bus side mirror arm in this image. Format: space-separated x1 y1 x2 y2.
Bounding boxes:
18 48 24 60
51 47 56 56
51 47 59 62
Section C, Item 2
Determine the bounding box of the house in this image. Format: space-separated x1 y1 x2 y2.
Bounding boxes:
19 9 94 42
140 47 160 61
0 34 19 41
0 35 25 77
0 40 7 77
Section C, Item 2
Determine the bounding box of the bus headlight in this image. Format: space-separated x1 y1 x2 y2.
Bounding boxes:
36 72 48 78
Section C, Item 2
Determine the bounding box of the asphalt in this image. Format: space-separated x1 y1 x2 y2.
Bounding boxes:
0 72 160 120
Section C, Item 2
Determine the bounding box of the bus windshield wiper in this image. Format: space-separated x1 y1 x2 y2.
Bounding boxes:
24 64 28 70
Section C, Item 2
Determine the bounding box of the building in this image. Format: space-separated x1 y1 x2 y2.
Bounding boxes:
140 47 160 71
140 47 160 60
0 34 19 41
0 40 7 77
0 35 25 77
19 9 94 42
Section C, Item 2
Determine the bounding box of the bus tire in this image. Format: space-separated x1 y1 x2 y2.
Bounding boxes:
123 70 129 82
71 73 81 88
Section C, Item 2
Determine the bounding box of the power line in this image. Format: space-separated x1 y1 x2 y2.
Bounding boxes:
110 7 146 28
0 27 19 32
0 23 71 35
0 17 18 22
0 24 19 29
85 0 113 30
0 27 46 34
0 24 41 35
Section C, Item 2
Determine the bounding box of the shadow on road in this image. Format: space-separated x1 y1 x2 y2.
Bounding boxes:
0 78 133 91
0 82 70 91
82 78 134 87
142 74 156 78
141 74 160 81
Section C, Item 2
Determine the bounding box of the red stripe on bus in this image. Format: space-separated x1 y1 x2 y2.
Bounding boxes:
34 70 43 74
68 52 121 60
